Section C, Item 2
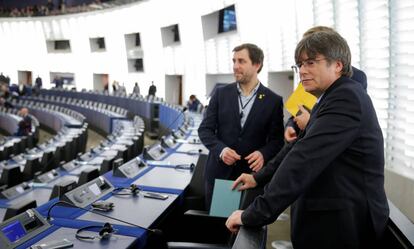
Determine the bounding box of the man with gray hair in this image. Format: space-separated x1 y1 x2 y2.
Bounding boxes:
226 31 389 248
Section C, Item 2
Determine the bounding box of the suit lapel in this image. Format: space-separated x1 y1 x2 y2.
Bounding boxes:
229 84 242 131
240 84 265 134
305 77 345 130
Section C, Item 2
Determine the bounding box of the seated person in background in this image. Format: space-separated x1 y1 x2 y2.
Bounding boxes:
52 76 63 88
187 94 202 112
0 84 14 108
0 83 10 98
15 107 32 136
0 97 13 108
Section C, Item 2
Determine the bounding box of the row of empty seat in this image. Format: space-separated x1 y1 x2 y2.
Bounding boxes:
20 95 128 134
0 102 87 190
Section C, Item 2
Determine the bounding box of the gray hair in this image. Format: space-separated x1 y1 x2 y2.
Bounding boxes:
295 31 352 77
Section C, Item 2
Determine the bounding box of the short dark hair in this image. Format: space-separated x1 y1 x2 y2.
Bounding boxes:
295 31 352 77
233 43 264 73
303 26 335 37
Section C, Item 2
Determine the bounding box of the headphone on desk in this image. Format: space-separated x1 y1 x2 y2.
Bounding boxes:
174 163 195 172
186 149 203 155
76 222 115 241
112 184 141 196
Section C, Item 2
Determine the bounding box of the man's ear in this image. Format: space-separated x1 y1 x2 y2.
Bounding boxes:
335 60 343 74
254 63 262 73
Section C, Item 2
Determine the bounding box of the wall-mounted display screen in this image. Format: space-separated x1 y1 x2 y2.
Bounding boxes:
219 5 237 33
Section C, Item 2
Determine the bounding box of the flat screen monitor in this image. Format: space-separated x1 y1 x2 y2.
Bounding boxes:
218 5 237 33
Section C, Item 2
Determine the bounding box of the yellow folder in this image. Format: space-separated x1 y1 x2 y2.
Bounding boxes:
285 83 317 117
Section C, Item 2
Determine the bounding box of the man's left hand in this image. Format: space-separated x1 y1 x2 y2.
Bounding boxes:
245 151 264 172
226 210 243 233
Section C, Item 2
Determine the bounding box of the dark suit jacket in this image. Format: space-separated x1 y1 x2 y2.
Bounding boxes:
16 115 32 136
198 83 284 206
242 76 389 249
17 85 28 96
148 85 157 96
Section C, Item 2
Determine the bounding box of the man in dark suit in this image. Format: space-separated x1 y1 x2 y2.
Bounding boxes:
148 81 157 97
15 107 32 136
17 83 28 96
226 32 389 248
198 43 284 208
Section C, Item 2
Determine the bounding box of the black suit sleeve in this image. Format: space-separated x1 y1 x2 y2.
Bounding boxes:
254 141 295 186
257 96 284 162
198 90 227 159
242 86 363 226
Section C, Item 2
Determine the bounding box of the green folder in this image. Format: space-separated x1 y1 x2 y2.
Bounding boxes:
209 179 242 218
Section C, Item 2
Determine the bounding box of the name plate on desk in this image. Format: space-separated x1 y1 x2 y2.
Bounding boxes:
34 170 60 183
0 182 32 200
61 176 114 208
0 209 50 249
143 143 166 161
113 157 147 178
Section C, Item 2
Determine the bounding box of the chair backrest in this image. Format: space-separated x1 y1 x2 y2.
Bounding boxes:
232 226 267 249
381 200 414 248
187 154 208 196
183 154 208 211
22 158 42 180
3 199 37 221
100 157 115 175
0 165 23 187
78 168 100 186
40 150 55 172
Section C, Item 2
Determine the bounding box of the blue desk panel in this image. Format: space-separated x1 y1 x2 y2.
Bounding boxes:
133 167 193 190
76 193 178 228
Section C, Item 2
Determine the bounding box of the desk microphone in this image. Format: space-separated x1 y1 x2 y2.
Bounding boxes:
46 200 163 236
164 107 187 133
